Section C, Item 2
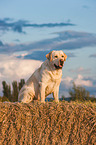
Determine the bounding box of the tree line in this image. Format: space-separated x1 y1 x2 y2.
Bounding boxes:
0 79 25 102
68 82 96 102
0 80 96 102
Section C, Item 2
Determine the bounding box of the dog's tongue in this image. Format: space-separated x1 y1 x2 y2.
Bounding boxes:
59 61 64 68
59 64 63 68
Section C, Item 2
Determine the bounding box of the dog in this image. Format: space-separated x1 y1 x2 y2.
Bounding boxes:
18 50 67 103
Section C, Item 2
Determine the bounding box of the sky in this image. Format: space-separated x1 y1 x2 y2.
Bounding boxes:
0 0 96 97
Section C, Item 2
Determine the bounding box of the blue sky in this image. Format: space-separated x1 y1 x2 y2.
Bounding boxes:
0 0 96 97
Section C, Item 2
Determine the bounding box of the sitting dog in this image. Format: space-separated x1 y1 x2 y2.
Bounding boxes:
18 50 67 103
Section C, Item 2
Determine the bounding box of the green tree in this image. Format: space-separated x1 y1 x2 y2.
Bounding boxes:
2 81 11 100
19 79 25 91
2 81 8 97
8 85 11 100
2 79 25 102
69 82 90 101
12 81 18 101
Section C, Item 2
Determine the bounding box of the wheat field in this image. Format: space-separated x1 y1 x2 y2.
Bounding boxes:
0 101 96 145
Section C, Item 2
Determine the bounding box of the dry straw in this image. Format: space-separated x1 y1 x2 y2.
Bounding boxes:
0 101 96 145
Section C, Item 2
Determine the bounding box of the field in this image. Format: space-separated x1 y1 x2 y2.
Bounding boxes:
0 101 96 145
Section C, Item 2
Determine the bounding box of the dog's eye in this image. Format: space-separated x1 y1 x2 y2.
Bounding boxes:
62 55 64 58
55 55 58 58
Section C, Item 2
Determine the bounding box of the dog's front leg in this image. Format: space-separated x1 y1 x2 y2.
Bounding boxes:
39 82 46 103
53 85 59 103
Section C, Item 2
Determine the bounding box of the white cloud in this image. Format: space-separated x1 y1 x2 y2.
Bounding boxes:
13 51 28 58
0 54 42 95
0 54 94 97
61 74 93 88
60 74 93 97
74 74 93 87
69 67 91 74
61 76 73 87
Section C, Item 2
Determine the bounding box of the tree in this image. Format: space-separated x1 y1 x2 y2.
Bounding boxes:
2 81 11 100
2 81 8 97
19 79 25 91
2 79 25 102
12 81 18 101
8 85 11 100
69 82 90 101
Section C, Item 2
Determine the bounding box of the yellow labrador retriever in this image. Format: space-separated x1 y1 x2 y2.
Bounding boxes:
18 50 67 103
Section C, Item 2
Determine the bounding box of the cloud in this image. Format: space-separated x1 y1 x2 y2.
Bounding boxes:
0 55 42 80
60 74 96 97
21 31 96 60
24 31 96 52
0 30 96 61
54 31 96 50
0 18 75 33
0 54 42 96
0 40 4 46
23 50 48 61
61 77 73 88
14 39 20 42
0 53 43 96
74 74 93 87
18 50 76 61
0 54 95 97
69 67 91 74
0 18 27 33
89 54 96 58
25 22 75 28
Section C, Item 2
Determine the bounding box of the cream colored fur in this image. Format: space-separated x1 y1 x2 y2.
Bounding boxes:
18 50 67 103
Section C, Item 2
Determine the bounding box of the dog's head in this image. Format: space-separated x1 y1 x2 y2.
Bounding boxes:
46 50 67 69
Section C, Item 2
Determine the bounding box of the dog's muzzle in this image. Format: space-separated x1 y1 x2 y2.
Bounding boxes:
54 59 64 69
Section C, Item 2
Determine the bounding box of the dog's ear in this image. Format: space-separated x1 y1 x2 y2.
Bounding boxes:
46 51 53 61
63 53 67 61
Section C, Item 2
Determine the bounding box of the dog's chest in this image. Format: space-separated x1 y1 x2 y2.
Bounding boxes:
45 82 55 95
45 79 59 95
44 71 62 95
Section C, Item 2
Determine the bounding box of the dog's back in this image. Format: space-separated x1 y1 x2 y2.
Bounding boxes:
18 67 40 103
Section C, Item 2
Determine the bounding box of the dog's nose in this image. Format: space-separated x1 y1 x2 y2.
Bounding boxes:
60 59 64 66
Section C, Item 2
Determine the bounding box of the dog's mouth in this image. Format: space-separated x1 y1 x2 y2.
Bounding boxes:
54 59 64 69
54 64 62 69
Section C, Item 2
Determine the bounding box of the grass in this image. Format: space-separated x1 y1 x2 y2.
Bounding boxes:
0 101 96 145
